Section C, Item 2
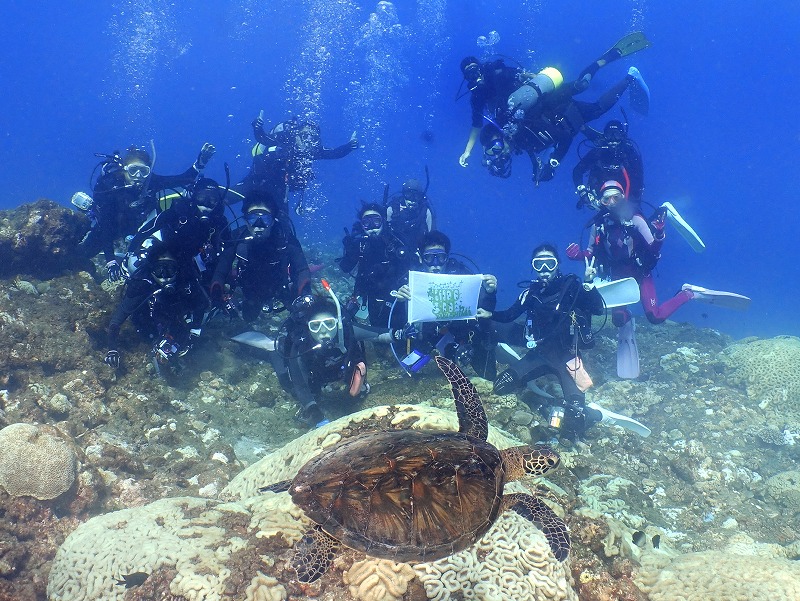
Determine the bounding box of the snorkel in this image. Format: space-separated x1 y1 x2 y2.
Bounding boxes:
320 279 346 353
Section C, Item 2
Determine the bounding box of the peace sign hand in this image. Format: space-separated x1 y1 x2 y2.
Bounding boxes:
584 256 597 282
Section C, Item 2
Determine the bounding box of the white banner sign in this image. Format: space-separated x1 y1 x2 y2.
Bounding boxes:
407 271 484 323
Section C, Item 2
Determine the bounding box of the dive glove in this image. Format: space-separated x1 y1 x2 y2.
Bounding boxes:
104 350 121 369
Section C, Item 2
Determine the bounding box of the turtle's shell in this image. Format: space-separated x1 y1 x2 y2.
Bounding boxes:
290 428 505 563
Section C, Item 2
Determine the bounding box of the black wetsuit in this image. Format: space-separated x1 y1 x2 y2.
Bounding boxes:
106 271 207 354
238 122 355 213
127 200 230 287
275 318 366 421
468 59 524 129
339 225 411 329
491 274 605 438
211 223 310 322
385 196 434 249
572 136 644 202
80 166 200 264
511 76 633 181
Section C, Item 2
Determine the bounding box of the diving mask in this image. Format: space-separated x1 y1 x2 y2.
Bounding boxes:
532 257 558 272
308 317 338 334
422 250 448 267
360 214 383 231
124 163 151 178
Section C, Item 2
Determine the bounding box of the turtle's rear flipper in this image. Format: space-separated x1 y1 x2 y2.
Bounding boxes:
502 493 570 561
259 479 292 493
292 525 341 583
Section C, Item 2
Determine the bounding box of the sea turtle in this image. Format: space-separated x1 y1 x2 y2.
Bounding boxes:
261 356 570 582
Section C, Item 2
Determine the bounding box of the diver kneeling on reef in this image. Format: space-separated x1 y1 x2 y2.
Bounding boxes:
104 248 208 371
233 284 368 428
478 243 651 440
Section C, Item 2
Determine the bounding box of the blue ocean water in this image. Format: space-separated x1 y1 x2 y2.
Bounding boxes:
1 1 797 339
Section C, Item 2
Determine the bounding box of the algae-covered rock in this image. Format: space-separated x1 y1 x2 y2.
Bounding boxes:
764 470 800 515
0 199 89 278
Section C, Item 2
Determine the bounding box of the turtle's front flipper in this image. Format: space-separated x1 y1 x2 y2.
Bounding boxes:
292 525 342 583
434 356 488 441
501 493 570 561
259 479 292 493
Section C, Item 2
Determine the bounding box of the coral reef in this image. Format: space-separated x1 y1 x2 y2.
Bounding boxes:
764 470 800 515
343 559 416 601
636 542 800 600
721 336 800 416
0 423 77 500
2 217 800 600
413 511 577 601
47 496 269 601
0 200 89 278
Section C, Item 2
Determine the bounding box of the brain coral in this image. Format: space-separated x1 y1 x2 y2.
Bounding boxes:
46 496 292 601
721 336 800 413
343 558 417 601
0 422 78 500
413 511 578 601
636 548 800 600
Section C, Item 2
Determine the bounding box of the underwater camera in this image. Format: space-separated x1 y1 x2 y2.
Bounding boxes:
401 349 431 373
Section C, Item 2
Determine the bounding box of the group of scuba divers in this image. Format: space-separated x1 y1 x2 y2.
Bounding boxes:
74 32 750 440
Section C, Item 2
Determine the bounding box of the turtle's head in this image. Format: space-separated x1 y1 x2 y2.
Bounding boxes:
502 444 561 481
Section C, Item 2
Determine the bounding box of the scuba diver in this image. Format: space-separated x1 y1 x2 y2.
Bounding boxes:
385 176 435 249
457 55 534 167
273 291 368 427
210 190 310 323
104 249 208 371
78 143 216 281
572 118 644 208
339 203 411 329
393 230 499 379
238 112 359 215
123 178 231 289
478 243 650 440
463 33 651 185
480 65 649 186
566 180 751 378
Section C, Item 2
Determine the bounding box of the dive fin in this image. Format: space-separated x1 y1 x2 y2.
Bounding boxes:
231 331 277 351
627 66 650 116
608 32 652 60
588 402 651 437
496 342 523 363
682 284 751 311
616 318 640 379
596 277 641 308
661 201 706 253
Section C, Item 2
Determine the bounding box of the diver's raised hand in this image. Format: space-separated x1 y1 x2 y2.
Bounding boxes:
194 143 216 171
584 256 597 283
348 131 359 149
459 151 471 167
